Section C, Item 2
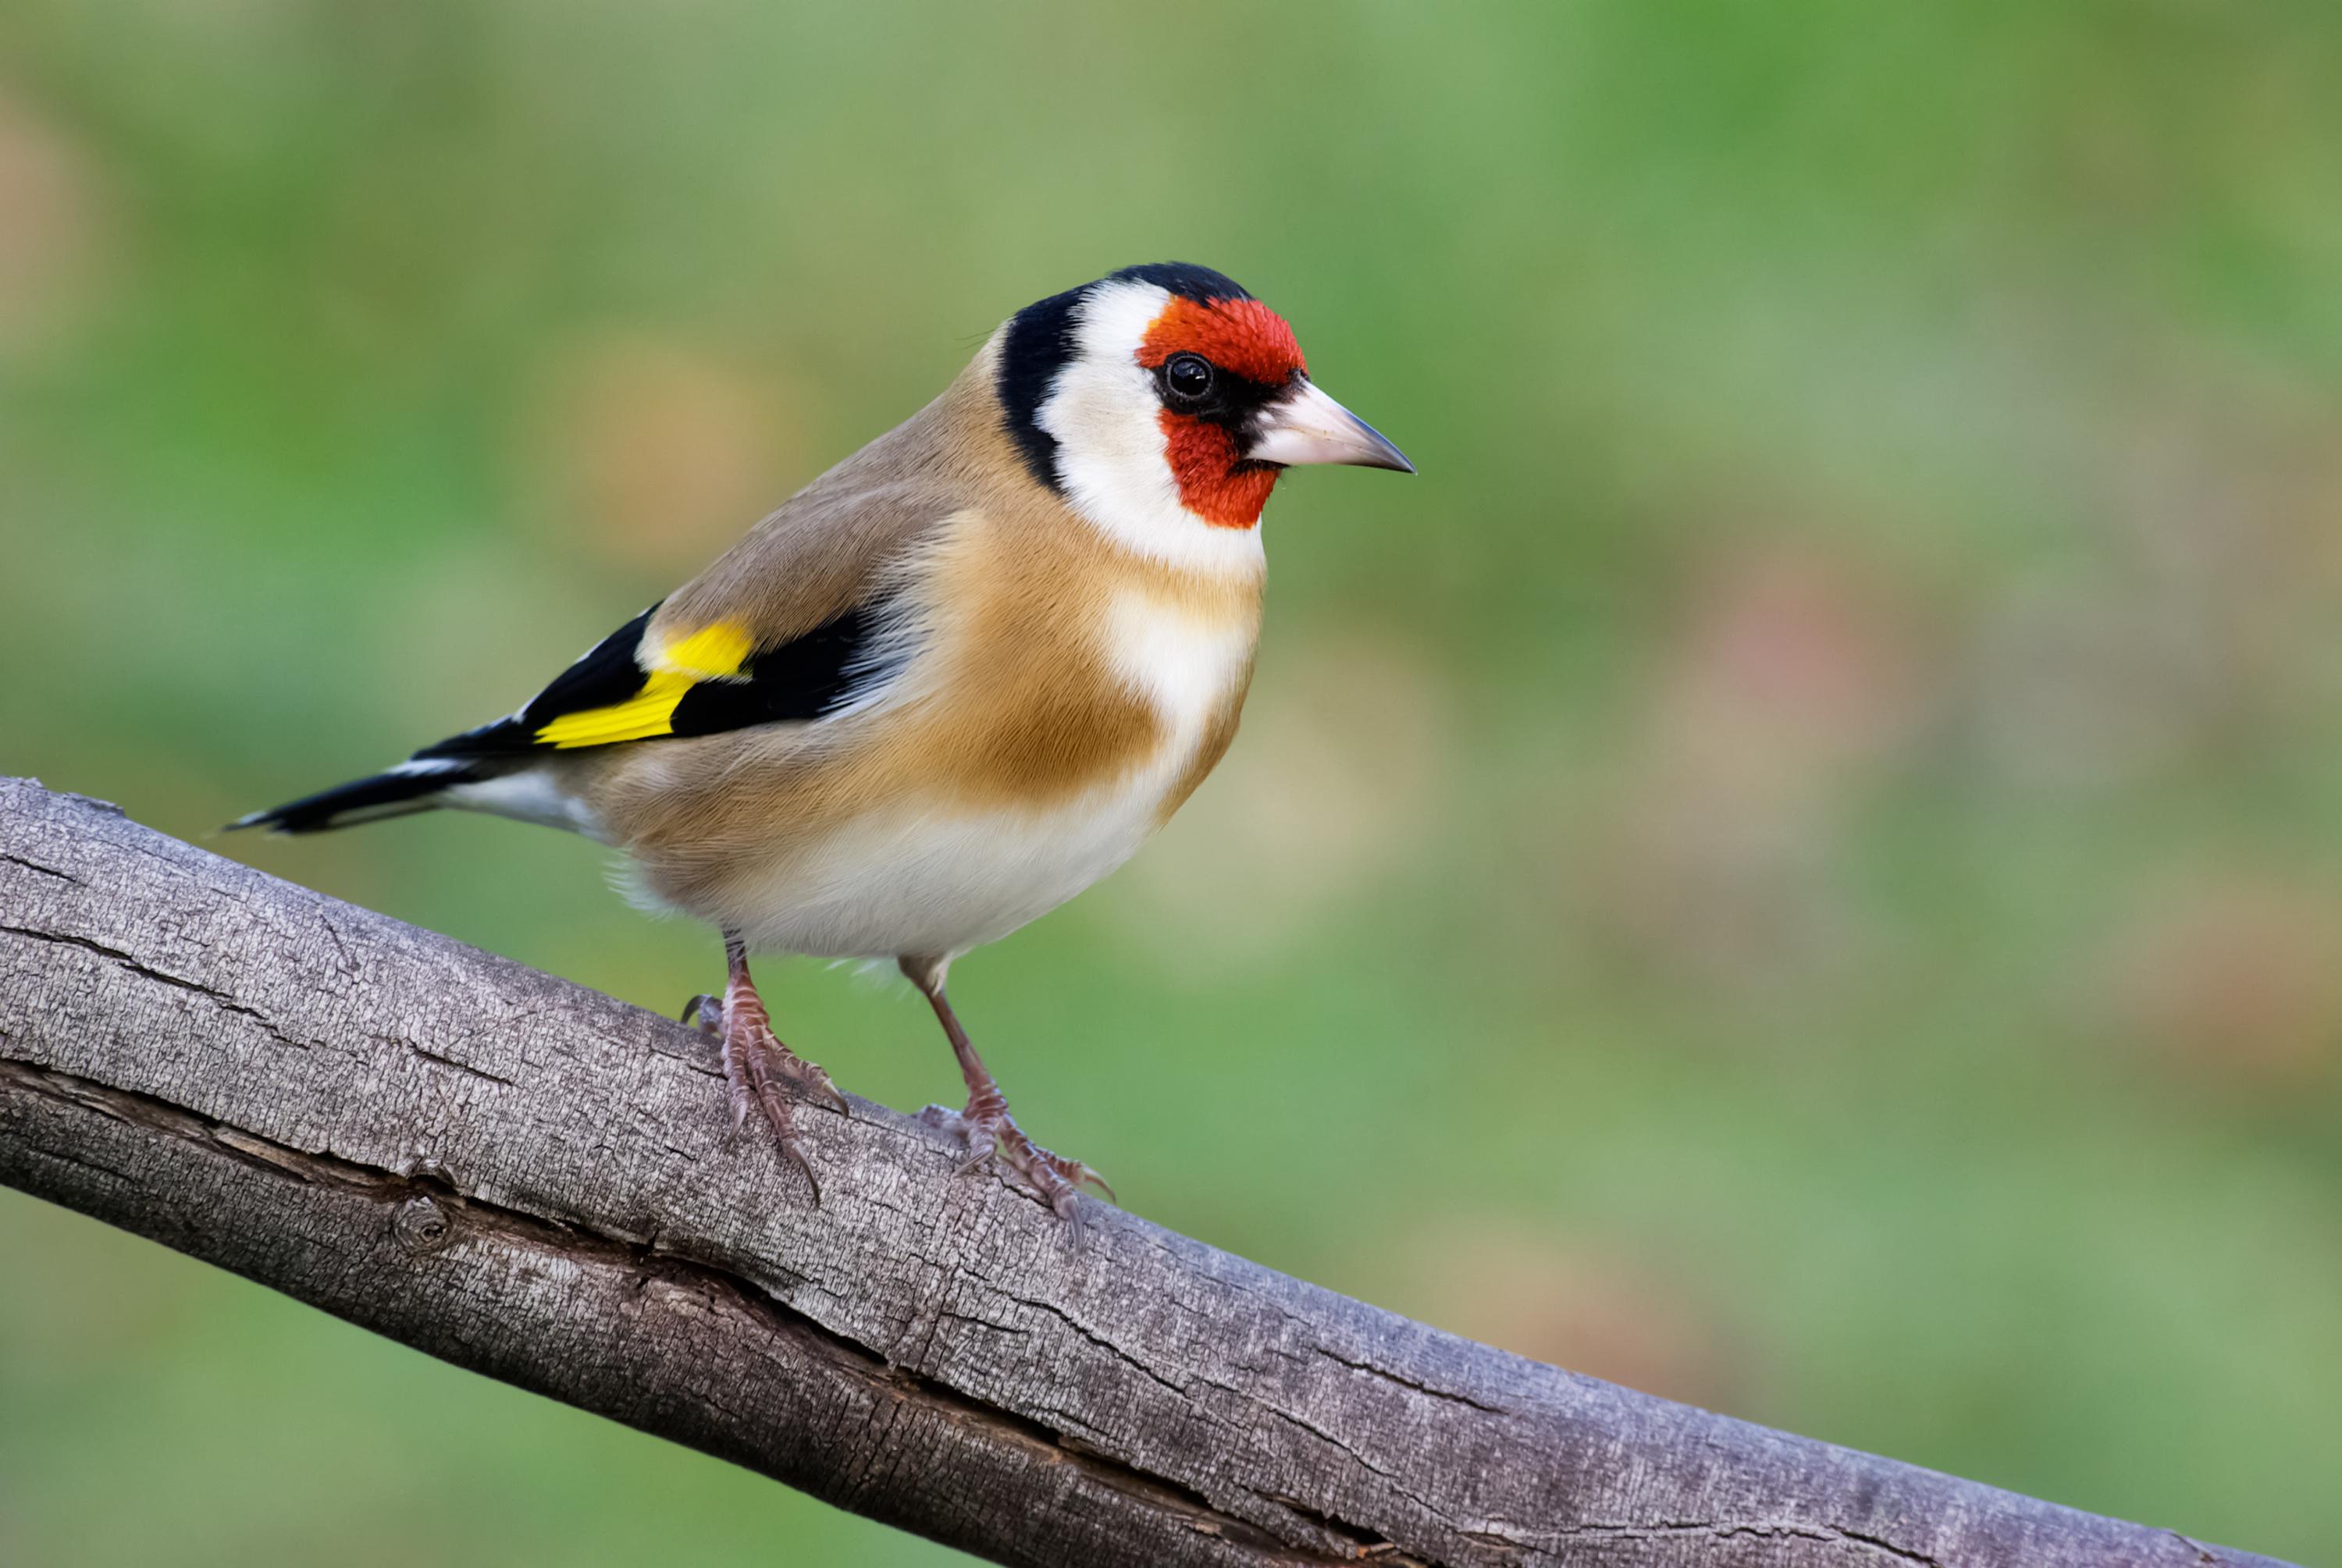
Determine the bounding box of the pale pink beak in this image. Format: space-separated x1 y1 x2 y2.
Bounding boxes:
1246 380 1415 473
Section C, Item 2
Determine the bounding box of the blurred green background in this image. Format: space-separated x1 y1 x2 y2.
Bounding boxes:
4 1 2340 1563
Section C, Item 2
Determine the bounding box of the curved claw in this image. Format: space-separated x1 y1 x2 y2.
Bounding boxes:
776 1137 824 1207
708 994 838 1205
731 1068 826 1208
1065 1162 1116 1205
929 1105 1111 1230
795 1064 850 1117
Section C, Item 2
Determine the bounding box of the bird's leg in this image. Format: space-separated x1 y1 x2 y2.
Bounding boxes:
683 933 845 1197
902 957 1112 1225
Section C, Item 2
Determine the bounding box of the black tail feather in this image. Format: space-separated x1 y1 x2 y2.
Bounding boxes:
229 760 485 834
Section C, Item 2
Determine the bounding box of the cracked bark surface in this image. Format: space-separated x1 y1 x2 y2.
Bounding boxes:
0 777 2291 1568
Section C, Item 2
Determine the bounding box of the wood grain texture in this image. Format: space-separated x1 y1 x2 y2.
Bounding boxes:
0 777 2290 1568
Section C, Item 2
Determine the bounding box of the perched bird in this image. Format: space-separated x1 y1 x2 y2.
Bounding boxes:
235 262 1412 1221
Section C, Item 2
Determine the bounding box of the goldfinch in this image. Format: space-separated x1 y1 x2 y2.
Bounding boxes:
236 262 1413 1220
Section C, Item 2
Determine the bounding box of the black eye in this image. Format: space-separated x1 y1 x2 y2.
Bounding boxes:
1163 353 1215 404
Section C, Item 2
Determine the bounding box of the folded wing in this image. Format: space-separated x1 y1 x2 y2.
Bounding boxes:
418 599 892 759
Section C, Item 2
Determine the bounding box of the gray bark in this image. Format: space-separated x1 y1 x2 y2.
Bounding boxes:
0 776 2289 1568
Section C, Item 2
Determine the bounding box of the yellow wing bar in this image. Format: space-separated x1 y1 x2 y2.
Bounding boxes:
534 622 754 749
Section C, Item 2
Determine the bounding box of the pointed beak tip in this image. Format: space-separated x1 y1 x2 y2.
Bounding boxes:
1248 381 1418 476
1351 426 1415 475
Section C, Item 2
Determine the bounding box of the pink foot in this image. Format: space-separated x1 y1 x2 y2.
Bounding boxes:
685 986 845 1199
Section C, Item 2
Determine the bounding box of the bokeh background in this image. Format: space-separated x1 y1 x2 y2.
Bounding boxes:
5 2 2340 1563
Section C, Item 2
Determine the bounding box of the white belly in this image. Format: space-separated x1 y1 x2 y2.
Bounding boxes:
731 587 1253 961
731 780 1170 959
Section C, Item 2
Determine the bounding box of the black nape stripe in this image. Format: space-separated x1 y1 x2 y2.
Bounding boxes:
998 285 1084 494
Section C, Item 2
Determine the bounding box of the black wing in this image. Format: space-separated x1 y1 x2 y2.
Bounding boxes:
411 598 893 761
234 596 899 834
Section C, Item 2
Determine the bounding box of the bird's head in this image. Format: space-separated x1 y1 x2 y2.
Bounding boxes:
995 263 1411 569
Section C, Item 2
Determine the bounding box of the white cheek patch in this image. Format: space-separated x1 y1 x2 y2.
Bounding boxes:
1036 279 1268 578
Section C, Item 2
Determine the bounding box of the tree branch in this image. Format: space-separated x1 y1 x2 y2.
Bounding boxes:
0 777 2288 1568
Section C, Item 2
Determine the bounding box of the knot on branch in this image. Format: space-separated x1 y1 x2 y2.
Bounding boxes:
391 1193 455 1256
